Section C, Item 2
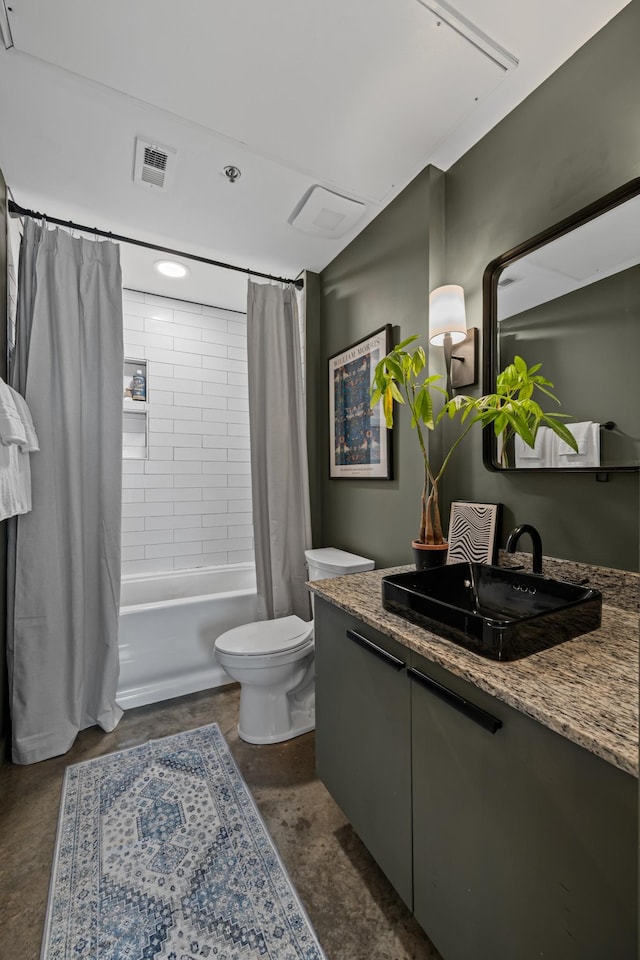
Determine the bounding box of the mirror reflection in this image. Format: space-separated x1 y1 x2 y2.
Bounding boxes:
484 180 640 471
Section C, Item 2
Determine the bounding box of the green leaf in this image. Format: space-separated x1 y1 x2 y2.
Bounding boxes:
533 383 560 404
415 387 434 427
493 412 508 436
542 416 579 452
469 411 489 426
396 335 420 352
509 416 536 449
385 356 404 382
382 387 394 428
389 382 404 405
459 400 477 423
412 347 426 376
521 399 543 417
518 382 534 401
514 356 527 375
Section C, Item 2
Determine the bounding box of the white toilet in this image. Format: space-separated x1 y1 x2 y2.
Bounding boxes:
214 547 375 744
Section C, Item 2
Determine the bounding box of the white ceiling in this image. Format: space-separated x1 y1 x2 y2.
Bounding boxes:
0 0 629 311
498 193 640 320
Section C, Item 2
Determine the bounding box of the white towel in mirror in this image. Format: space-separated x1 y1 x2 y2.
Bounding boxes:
552 421 600 468
514 425 553 468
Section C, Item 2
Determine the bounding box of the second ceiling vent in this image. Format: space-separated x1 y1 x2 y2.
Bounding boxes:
289 186 366 238
133 137 177 191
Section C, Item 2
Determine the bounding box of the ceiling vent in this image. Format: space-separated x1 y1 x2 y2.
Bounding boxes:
133 137 176 191
498 275 520 288
289 186 366 238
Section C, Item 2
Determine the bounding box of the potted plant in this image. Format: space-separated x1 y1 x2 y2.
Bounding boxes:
370 337 577 569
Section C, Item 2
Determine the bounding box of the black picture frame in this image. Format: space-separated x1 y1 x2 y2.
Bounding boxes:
328 325 393 480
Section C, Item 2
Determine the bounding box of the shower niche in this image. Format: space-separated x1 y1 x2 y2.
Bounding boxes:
123 358 148 459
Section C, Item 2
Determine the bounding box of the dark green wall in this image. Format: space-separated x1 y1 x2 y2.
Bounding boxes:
319 165 445 566
443 0 640 571
319 1 640 571
303 271 324 548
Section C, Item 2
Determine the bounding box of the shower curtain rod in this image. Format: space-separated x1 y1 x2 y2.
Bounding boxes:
7 199 304 290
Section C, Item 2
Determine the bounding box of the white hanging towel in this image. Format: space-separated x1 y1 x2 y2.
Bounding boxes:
0 379 39 520
514 425 554 468
0 377 27 446
552 421 600 468
9 386 39 451
0 445 28 520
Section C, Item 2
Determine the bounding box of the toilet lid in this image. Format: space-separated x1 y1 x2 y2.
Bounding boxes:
215 615 313 656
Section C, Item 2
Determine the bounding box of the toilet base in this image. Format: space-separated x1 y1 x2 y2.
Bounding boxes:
237 714 315 745
238 672 316 743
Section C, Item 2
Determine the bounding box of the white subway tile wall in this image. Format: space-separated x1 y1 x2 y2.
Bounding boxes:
121 289 254 576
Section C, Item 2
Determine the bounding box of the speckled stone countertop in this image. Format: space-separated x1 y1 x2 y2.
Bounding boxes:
308 556 639 779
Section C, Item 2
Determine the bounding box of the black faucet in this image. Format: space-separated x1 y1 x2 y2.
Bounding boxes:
505 524 543 575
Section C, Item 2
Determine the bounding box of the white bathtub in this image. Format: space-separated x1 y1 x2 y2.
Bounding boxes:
117 563 259 709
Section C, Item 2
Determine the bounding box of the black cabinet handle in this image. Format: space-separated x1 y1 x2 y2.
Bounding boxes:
408 667 502 734
346 629 406 671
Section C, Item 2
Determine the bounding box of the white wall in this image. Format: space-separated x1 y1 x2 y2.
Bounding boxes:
121 288 253 575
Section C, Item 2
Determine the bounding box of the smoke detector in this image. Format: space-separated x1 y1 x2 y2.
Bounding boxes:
289 186 366 238
133 137 177 191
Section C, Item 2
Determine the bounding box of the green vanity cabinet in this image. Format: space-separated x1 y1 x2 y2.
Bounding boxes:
314 597 413 908
314 599 638 960
409 650 638 960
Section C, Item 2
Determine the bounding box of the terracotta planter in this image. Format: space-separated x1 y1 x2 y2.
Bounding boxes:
412 539 449 571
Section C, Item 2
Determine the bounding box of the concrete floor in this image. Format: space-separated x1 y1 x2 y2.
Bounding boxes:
0 684 440 960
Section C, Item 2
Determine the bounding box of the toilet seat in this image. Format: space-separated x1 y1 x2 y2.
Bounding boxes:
215 615 313 657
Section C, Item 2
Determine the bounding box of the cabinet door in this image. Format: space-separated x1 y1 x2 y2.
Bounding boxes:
314 598 413 908
410 651 638 960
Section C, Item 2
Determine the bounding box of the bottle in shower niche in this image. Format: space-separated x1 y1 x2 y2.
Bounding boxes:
132 369 147 401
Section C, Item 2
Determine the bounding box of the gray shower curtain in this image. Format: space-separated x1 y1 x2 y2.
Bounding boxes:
7 218 124 763
247 281 312 621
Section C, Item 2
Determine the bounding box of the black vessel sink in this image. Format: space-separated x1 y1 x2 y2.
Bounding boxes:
381 563 602 661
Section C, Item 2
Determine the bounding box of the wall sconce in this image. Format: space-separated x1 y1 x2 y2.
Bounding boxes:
428 284 478 395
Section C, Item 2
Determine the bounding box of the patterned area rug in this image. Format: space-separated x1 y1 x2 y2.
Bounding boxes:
42 724 326 960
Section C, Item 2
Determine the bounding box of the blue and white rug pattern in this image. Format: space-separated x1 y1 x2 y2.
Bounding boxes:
42 724 325 960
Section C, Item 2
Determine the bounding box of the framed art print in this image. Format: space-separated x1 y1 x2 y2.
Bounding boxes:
446 501 501 565
329 325 392 479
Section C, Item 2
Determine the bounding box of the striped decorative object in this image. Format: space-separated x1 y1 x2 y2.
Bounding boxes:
446 501 500 565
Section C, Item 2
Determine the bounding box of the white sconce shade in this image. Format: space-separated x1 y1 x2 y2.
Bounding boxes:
429 284 467 345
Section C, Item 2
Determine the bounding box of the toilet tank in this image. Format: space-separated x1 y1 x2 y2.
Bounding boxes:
305 547 375 581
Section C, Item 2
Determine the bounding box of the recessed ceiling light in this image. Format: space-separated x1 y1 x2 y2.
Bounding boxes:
154 260 190 278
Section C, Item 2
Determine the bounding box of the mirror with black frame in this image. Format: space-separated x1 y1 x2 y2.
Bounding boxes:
482 178 640 472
